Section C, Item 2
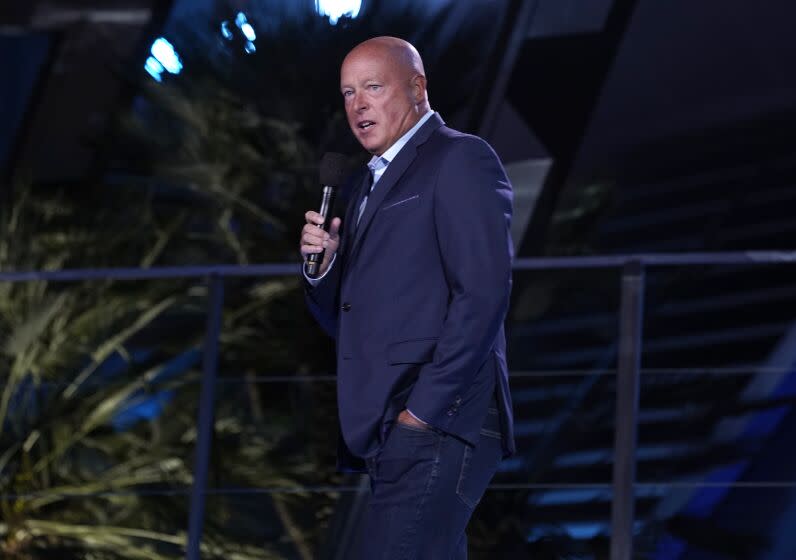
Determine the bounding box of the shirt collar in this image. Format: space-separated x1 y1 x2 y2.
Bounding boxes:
367 110 435 170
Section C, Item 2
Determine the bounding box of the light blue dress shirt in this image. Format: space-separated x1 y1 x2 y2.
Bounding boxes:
305 111 437 426
306 110 436 284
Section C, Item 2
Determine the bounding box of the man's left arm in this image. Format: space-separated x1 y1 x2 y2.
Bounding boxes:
404 136 513 431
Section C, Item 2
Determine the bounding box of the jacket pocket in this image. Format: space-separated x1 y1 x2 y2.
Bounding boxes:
379 194 421 213
387 337 438 365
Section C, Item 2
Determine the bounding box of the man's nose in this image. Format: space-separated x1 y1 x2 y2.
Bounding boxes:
353 92 368 112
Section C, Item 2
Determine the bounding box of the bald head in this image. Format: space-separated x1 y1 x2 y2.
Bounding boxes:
345 36 426 81
340 37 431 155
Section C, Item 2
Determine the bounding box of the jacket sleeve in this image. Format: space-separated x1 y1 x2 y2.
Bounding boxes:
302 259 342 338
405 136 513 431
302 173 363 339
303 254 342 339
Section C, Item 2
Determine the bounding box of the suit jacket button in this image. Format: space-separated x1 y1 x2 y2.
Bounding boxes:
342 302 352 312
447 409 455 417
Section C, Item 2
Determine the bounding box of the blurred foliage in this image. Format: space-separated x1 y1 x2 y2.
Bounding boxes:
0 150 335 559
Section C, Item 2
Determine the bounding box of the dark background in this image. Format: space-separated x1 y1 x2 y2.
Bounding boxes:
1 1 795 558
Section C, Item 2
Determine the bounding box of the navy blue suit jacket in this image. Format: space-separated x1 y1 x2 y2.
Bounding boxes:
306 114 515 471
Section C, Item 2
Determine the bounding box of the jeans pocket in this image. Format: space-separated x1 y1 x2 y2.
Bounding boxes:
376 423 440 483
456 436 502 509
395 420 432 433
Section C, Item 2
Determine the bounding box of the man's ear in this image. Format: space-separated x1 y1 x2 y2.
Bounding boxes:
411 74 427 102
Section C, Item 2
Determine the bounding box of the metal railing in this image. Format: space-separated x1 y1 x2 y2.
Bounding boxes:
2 250 796 560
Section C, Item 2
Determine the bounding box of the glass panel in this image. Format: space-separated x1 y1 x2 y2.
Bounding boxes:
478 484 796 559
505 267 622 489
498 371 618 487
209 377 346 489
638 487 796 559
639 368 796 486
640 265 796 369
475 486 615 558
638 265 796 488
0 496 189 558
508 267 622 372
0 277 204 550
204 489 356 559
185 271 342 557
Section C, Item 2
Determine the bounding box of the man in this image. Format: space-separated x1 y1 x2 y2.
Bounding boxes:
300 36 515 558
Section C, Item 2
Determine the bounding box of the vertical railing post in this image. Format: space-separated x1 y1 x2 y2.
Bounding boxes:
610 260 645 560
186 274 224 560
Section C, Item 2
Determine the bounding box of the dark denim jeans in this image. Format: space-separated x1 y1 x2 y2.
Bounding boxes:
355 405 503 559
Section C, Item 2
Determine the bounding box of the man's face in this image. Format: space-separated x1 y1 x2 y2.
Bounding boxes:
340 48 422 156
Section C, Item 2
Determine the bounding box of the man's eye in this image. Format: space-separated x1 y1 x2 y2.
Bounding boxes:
343 90 353 97
368 84 381 91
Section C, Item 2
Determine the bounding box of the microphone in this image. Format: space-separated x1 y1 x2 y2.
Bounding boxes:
306 152 349 278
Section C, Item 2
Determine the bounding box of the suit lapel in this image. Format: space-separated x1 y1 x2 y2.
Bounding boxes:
349 113 444 258
340 170 370 270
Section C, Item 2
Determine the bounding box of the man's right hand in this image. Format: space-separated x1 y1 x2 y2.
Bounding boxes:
300 211 342 277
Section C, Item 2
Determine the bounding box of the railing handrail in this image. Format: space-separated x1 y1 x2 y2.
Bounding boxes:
3 250 795 560
0 263 302 283
1 250 795 283
513 250 796 269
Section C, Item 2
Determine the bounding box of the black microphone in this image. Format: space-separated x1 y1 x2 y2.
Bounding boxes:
307 152 348 278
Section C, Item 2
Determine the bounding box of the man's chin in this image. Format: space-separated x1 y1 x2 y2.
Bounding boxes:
359 141 383 155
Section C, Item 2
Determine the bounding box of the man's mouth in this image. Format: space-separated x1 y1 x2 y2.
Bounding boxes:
358 121 375 130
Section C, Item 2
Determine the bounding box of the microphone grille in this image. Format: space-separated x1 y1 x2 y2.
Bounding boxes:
319 152 349 186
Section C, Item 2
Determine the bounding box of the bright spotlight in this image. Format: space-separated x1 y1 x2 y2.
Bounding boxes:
144 56 164 82
240 23 256 41
315 0 362 25
220 20 233 40
150 37 182 75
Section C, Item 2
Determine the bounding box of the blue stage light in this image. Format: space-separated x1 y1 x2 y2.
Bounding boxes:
315 0 362 25
144 56 164 82
150 37 183 75
220 20 234 40
240 22 256 41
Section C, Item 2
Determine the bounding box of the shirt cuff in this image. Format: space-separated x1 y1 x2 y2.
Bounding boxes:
303 253 336 286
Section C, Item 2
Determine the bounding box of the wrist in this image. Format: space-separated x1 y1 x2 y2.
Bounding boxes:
398 409 428 427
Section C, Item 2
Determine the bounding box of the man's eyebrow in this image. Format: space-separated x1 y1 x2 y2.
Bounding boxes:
340 77 379 90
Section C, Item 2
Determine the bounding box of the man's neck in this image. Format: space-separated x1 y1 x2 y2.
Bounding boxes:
374 110 436 163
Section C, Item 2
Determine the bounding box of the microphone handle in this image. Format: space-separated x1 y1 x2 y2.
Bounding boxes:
306 185 336 278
